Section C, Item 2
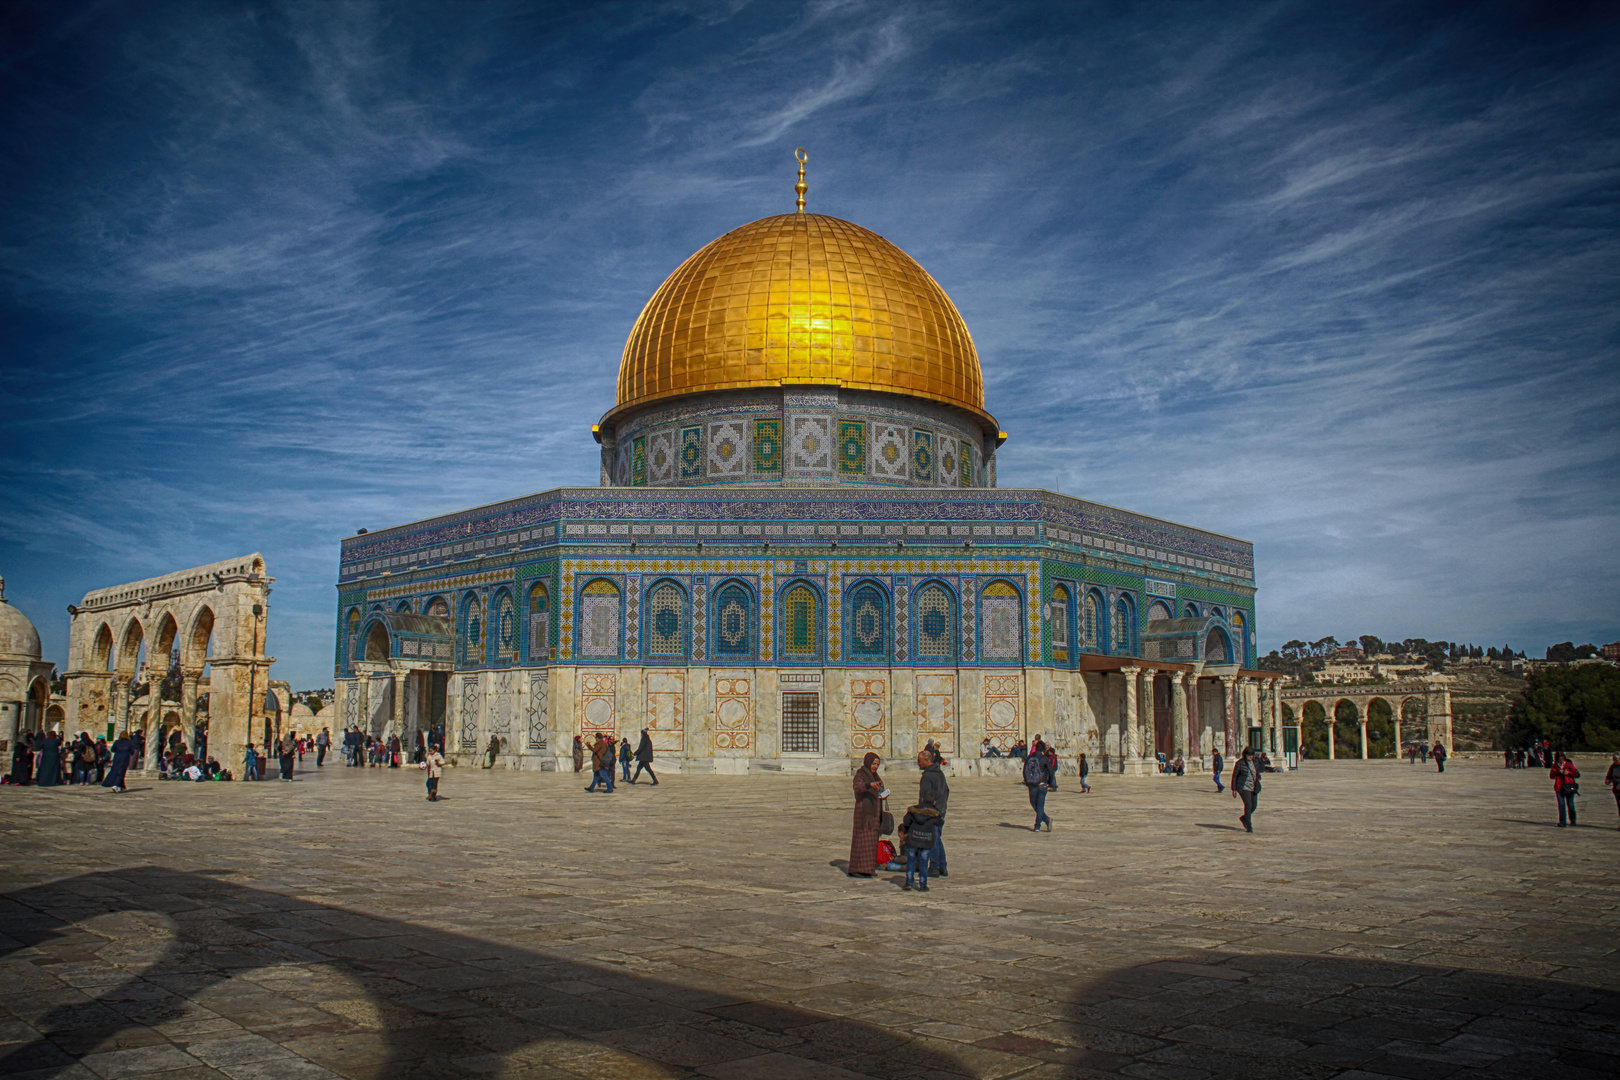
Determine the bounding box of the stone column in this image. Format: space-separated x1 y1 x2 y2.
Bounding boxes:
391 668 406 739
1359 717 1368 759
1137 668 1152 768
1268 679 1282 754
1120 667 1140 774
1172 672 1189 758
1328 703 1336 760
1220 675 1237 757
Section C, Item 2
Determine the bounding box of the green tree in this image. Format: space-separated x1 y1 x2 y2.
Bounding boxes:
305 694 325 716
1505 664 1620 751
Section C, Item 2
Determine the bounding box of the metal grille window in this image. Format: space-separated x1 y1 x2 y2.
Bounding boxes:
647 582 685 656
916 584 953 658
527 583 549 661
781 692 821 754
847 584 886 658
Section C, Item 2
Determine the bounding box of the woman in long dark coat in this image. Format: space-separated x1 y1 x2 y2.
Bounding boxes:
35 732 62 786
632 728 658 785
848 752 885 877
102 732 135 792
10 733 33 785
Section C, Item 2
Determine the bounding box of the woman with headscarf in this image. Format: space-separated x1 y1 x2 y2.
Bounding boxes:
632 728 658 785
35 730 62 787
572 734 585 773
102 731 135 793
9 732 32 785
848 752 886 877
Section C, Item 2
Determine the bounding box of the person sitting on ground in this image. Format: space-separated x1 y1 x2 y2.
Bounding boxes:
898 791 942 892
1258 750 1273 773
875 838 902 872
1172 753 1185 777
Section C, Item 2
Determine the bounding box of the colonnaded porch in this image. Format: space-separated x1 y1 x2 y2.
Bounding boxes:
1278 681 1454 759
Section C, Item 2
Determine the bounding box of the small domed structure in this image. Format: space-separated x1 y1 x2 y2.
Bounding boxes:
0 577 42 662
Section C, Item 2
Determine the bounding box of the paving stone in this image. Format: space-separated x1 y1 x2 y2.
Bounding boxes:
1 760 1616 1079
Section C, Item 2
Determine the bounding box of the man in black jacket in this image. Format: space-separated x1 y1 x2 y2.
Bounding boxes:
1230 747 1261 832
918 749 950 878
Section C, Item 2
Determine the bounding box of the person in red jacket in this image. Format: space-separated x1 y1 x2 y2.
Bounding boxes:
1551 752 1580 827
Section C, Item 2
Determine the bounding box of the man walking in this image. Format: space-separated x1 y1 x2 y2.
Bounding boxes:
315 727 329 767
1212 748 1225 793
1432 741 1447 773
1230 746 1261 832
1023 750 1052 832
585 734 614 793
918 749 949 878
424 741 444 801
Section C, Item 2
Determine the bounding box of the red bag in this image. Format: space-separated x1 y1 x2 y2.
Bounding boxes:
876 840 896 865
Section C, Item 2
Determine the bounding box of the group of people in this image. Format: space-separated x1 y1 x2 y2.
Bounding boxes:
6 729 140 791
1504 742 1556 769
577 731 658 791
1404 742 1450 770
1549 752 1620 829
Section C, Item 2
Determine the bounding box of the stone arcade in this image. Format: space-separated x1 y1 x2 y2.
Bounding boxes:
333 166 1288 773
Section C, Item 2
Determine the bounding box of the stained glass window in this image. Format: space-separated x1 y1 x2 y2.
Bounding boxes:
527 583 549 661
782 584 819 658
494 590 516 661
847 584 886 659
713 583 752 658
980 581 1021 661
1114 598 1133 656
916 584 953 659
1084 593 1101 649
1050 586 1071 649
647 582 685 656
580 579 621 658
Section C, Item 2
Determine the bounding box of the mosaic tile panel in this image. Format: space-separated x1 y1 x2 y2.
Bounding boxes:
871 424 907 480
679 426 702 481
911 429 934 483
983 673 1022 750
893 578 910 663
713 582 752 659
495 591 517 662
713 674 752 750
631 437 647 486
646 430 674 485
625 575 641 659
753 419 782 473
960 574 977 661
690 577 707 661
838 420 866 476
789 415 833 473
982 583 1022 660
960 442 973 488
847 584 887 658
850 676 887 751
938 435 959 488
645 669 685 752
527 583 549 661
782 583 819 657
578 671 616 740
579 582 621 658
708 421 747 478
915 672 957 756
458 674 480 750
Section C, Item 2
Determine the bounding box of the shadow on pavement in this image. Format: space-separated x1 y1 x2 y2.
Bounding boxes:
0 867 973 1078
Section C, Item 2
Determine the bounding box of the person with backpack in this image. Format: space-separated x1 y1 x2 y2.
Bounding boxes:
1024 750 1053 832
1230 746 1262 832
899 790 943 891
917 749 949 878
1551 753 1580 827
619 736 634 783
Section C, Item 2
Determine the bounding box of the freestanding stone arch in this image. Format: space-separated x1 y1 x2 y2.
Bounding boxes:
64 555 273 775
1280 680 1452 758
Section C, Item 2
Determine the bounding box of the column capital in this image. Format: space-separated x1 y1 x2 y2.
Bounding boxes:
1119 665 1142 676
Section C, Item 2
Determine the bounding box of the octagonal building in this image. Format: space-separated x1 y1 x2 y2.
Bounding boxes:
332 179 1287 774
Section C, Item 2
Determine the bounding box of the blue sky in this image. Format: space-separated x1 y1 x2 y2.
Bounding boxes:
2 0 1617 688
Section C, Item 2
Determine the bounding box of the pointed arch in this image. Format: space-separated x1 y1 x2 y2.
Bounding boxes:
461 592 485 666
1204 625 1233 663
779 580 822 660
92 622 114 671
364 620 391 662
1113 593 1137 656
578 578 622 659
492 587 518 662
1048 583 1073 659
711 578 754 660
1231 610 1248 664
1082 589 1105 652
915 580 957 661
846 580 889 661
396 599 414 613
116 617 146 675
645 579 688 658
525 583 550 661
1146 599 1172 623
186 606 216 671
979 579 1022 662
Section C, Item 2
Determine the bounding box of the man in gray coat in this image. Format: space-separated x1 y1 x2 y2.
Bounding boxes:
918 749 950 877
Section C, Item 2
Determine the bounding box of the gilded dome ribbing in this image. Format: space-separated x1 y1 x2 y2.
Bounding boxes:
610 213 993 430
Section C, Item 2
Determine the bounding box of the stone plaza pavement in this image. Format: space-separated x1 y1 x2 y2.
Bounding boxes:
1 758 1616 1080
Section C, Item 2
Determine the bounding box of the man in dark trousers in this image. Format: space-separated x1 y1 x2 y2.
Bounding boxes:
1432 741 1447 773
1230 746 1261 832
918 749 949 878
1212 747 1225 792
315 727 330 767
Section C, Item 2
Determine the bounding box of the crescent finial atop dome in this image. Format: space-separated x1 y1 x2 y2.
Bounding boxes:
794 148 807 213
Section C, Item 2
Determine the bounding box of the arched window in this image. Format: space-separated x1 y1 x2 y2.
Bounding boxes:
345 609 360 667
713 583 753 659
782 584 820 659
364 621 390 662
647 581 686 657
526 583 549 660
1083 593 1101 650
1048 585 1072 660
1205 627 1232 663
1183 602 1200 618
494 589 517 662
396 600 413 613
579 579 622 659
1231 611 1247 663
980 581 1022 661
1147 599 1172 622
462 595 484 665
847 583 887 660
916 583 955 660
426 596 449 618
1114 596 1135 656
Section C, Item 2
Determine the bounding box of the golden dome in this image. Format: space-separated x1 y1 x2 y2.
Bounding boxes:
608 213 995 431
